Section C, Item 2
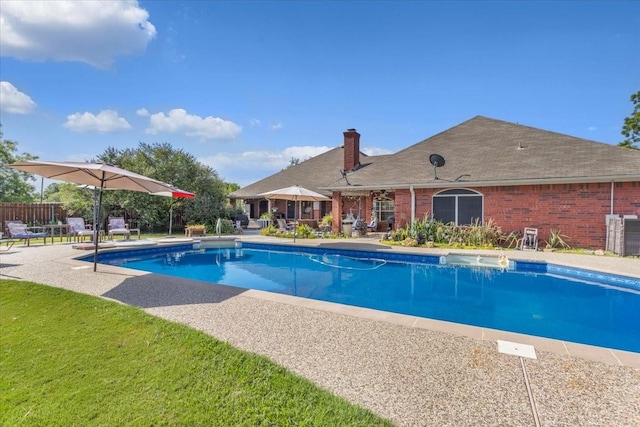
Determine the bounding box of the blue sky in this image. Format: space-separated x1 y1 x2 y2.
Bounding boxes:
1 1 639 188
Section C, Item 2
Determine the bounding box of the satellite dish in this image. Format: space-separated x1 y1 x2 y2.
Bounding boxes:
429 154 445 179
429 154 445 167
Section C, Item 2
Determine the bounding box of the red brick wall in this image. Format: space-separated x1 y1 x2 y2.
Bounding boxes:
394 182 639 249
343 130 360 172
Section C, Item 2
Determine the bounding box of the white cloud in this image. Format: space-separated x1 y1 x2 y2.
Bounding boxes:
0 81 37 114
146 108 241 140
136 107 149 116
587 126 597 131
199 145 332 186
270 122 284 131
362 147 394 156
0 0 156 68
64 109 131 132
199 145 394 186
249 119 261 127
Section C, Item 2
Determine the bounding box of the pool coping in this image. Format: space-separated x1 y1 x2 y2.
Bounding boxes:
80 240 640 368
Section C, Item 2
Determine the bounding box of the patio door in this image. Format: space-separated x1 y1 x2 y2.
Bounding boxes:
287 201 296 219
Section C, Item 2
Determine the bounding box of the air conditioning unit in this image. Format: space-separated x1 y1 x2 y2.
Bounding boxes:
607 216 640 256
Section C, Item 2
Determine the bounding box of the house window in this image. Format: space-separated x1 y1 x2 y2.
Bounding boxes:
432 189 483 225
373 197 395 221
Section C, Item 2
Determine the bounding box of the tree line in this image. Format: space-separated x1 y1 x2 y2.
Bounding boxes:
0 133 241 232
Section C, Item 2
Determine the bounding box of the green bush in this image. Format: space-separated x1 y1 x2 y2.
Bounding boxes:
296 223 315 239
260 225 277 236
388 214 510 248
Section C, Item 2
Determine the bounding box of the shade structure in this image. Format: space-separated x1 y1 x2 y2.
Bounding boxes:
258 185 330 202
9 160 180 271
151 189 196 199
151 187 195 235
258 185 330 242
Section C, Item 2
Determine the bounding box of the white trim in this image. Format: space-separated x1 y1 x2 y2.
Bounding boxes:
410 184 415 227
321 175 640 192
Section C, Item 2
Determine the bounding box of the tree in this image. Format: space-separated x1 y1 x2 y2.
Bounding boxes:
0 127 38 202
43 182 94 218
283 157 300 169
96 142 233 231
619 90 640 149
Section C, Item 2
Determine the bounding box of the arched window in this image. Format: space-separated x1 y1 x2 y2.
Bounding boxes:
432 189 483 225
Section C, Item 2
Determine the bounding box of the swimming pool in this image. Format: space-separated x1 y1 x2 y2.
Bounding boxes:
92 243 640 353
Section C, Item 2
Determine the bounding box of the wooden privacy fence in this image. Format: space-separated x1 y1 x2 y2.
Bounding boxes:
0 203 68 227
1 202 188 233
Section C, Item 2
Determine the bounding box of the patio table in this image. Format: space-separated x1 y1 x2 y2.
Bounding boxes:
45 224 72 243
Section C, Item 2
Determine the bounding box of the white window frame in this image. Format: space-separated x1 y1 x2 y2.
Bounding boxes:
432 188 484 225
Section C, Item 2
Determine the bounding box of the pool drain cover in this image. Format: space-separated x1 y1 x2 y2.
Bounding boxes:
497 340 537 359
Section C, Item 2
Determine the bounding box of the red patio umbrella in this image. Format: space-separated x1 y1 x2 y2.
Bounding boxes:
152 187 195 235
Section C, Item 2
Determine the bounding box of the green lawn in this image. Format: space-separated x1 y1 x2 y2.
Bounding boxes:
1 281 392 426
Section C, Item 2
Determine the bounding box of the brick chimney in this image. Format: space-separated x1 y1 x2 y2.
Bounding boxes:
343 128 360 172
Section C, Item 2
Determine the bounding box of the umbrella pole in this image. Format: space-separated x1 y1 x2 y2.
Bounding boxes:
93 175 105 272
169 204 173 235
293 197 297 243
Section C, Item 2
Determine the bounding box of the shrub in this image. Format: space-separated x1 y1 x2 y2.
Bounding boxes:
260 225 277 236
546 229 570 249
296 223 315 239
388 215 510 248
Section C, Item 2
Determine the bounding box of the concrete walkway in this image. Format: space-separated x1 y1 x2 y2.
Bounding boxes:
1 238 639 427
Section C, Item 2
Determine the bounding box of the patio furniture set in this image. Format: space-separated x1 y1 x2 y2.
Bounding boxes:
3 217 140 248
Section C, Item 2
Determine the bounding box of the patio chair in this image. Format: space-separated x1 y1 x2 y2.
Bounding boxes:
367 217 378 232
276 218 291 231
66 217 94 242
521 227 539 251
0 232 18 251
108 217 131 240
4 220 49 246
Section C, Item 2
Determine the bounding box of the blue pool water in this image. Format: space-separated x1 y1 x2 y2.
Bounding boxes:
94 243 640 353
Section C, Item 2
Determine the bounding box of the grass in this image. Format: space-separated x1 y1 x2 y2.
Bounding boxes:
1 281 392 426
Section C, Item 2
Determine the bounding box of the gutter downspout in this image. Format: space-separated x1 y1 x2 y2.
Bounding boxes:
610 181 614 215
410 184 416 229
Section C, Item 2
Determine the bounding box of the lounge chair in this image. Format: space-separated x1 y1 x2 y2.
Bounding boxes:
276 218 291 231
4 220 49 246
67 217 94 242
0 232 18 251
521 227 539 251
108 217 130 240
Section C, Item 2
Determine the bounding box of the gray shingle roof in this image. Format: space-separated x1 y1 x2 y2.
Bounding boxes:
228 147 378 199
229 116 640 198
329 116 640 190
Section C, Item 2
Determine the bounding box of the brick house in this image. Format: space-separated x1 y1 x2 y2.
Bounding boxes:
229 116 640 249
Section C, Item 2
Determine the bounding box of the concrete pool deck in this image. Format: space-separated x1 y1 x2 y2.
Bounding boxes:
1 236 639 426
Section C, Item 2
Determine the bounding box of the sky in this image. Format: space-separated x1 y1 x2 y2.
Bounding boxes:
1 0 639 188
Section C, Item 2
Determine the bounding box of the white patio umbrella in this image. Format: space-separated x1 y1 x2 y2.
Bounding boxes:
9 160 180 271
258 185 330 242
151 187 195 235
